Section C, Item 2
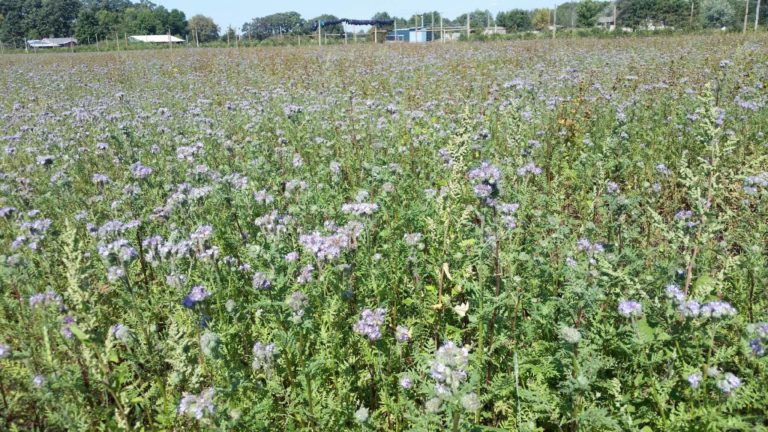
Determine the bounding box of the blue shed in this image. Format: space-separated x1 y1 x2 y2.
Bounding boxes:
386 27 434 43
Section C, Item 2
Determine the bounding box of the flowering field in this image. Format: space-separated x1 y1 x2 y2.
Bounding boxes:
1 34 767 431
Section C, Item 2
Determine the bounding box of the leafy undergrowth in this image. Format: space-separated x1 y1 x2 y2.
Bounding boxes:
0 35 767 431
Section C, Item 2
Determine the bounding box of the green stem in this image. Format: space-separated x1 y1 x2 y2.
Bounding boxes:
451 409 461 432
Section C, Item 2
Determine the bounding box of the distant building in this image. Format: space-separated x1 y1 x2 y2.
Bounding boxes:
386 27 435 43
597 16 615 30
27 38 77 48
482 26 507 35
128 35 185 43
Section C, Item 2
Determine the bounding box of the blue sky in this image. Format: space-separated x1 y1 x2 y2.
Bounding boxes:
154 0 556 32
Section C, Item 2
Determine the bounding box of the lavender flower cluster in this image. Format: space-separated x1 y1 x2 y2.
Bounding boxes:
429 341 470 397
341 202 379 216
29 289 63 309
617 300 643 318
664 284 737 319
748 322 768 356
353 308 386 341
299 221 364 261
286 291 309 324
252 342 276 371
743 172 768 195
178 387 216 420
182 285 211 308
468 161 501 201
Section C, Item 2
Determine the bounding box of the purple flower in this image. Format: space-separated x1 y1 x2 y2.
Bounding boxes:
403 233 422 246
183 285 211 308
395 325 411 343
130 162 153 179
297 264 313 284
516 161 542 177
618 300 642 318
399 377 413 389
606 181 620 195
468 161 501 185
700 301 737 318
32 374 45 388
111 324 130 342
429 341 470 395
92 173 111 185
29 290 62 309
677 300 701 317
252 342 276 371
178 387 215 420
341 202 379 216
0 343 10 358
750 338 765 356
252 272 272 290
254 189 274 204
61 315 75 339
665 284 685 303
716 373 741 395
284 251 299 262
687 372 702 389
353 308 386 341
472 184 492 198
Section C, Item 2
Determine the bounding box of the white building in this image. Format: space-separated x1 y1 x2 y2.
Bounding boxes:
128 35 185 43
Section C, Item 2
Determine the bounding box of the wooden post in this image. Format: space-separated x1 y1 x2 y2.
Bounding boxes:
441 17 444 42
70 35 74 53
467 12 471 39
1 40 4 54
553 5 557 39
168 30 172 50
318 21 321 46
227 27 230 47
195 28 199 47
690 0 695 28
124 33 127 50
756 0 762 30
374 27 378 43
115 32 119 51
613 2 617 31
744 0 749 34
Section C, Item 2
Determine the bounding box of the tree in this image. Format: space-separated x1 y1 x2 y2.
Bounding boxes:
617 0 689 28
701 0 736 27
188 14 218 42
454 9 494 30
222 25 235 42
243 11 307 40
577 0 605 26
74 8 100 41
166 9 187 36
496 9 533 31
532 8 552 30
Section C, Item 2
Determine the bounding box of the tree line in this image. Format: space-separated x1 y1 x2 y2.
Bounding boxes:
1 0 766 47
241 1 767 41
0 0 219 46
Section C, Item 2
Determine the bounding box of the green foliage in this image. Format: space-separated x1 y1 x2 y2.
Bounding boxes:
577 0 606 27
188 14 219 43
496 9 533 32
701 0 737 28
0 33 767 431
